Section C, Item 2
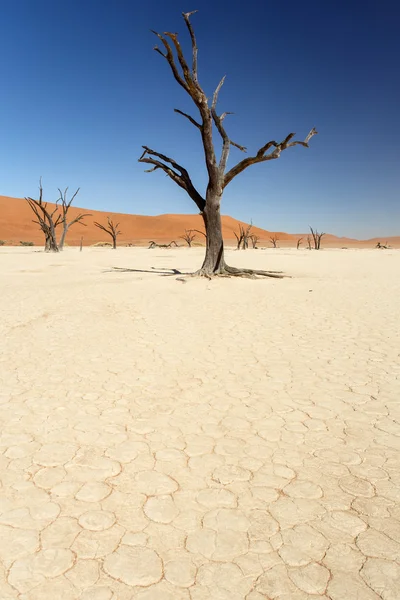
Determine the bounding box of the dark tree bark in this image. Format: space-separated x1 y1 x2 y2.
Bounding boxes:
138 11 317 277
297 237 303 249
25 180 61 252
57 188 91 250
94 218 121 249
309 226 325 250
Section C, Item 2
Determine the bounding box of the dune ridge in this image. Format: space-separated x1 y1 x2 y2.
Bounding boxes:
0 194 398 247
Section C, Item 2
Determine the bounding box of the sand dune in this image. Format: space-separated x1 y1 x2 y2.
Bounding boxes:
1 194 399 248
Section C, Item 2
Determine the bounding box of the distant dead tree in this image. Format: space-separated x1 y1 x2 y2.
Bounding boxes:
138 11 317 277
309 226 325 250
180 229 197 247
234 222 253 250
307 235 312 250
250 234 260 249
25 179 62 252
297 237 303 249
94 217 121 249
57 188 91 250
269 235 279 248
148 240 178 248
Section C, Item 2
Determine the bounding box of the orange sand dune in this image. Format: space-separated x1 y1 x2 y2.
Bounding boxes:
0 195 399 248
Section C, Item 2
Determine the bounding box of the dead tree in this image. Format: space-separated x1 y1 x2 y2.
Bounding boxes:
269 235 279 248
234 222 252 250
180 229 196 247
307 235 312 250
138 11 317 278
148 240 178 248
250 234 260 249
25 180 61 252
297 237 303 249
309 226 325 250
57 188 91 250
147 240 179 250
94 217 121 249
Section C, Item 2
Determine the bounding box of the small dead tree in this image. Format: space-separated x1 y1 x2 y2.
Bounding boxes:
307 235 312 250
180 229 196 247
234 222 253 250
25 179 61 252
250 234 260 249
269 235 279 248
94 217 121 249
309 226 325 250
297 237 303 249
57 188 91 250
138 11 317 277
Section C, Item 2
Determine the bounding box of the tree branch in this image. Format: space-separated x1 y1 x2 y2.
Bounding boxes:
224 127 318 188
138 146 206 212
174 109 201 129
182 11 199 83
151 13 218 185
211 76 247 174
152 31 189 93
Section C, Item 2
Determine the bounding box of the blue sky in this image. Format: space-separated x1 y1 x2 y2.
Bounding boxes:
1 0 399 238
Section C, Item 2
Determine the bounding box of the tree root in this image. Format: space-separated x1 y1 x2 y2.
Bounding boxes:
111 266 286 280
192 265 286 279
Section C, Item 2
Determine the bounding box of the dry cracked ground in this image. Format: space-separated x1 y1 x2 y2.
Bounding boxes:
0 246 399 600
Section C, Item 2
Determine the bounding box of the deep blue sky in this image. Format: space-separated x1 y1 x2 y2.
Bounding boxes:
1 0 399 237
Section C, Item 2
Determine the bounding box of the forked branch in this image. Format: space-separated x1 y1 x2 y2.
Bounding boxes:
224 128 318 188
57 187 91 250
139 146 205 211
94 217 121 249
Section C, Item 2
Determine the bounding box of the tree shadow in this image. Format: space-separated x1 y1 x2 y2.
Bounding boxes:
105 266 184 277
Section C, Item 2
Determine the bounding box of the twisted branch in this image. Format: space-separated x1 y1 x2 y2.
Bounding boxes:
224 127 318 188
138 146 205 212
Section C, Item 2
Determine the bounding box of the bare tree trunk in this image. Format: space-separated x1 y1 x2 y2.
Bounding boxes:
58 226 68 251
112 235 117 250
198 195 226 275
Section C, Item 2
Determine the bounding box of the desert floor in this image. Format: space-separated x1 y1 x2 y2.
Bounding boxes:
0 246 399 600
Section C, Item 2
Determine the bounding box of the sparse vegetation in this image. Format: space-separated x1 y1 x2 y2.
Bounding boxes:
92 241 113 247
148 240 178 249
20 241 34 246
0 240 5 246
138 11 317 277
